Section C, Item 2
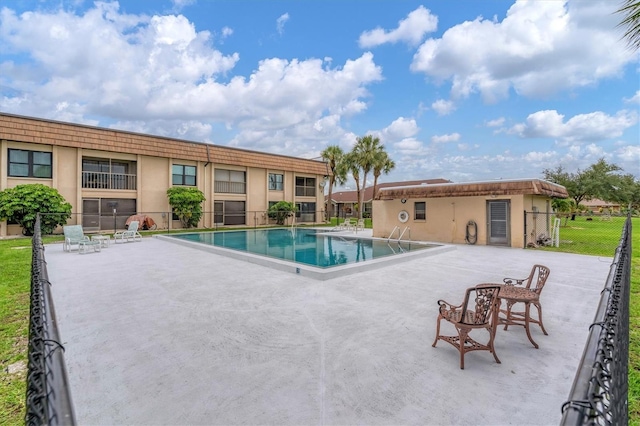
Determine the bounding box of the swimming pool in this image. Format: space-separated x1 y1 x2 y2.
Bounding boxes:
159 228 454 280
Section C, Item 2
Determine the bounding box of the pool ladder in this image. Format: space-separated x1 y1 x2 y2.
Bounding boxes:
387 226 410 242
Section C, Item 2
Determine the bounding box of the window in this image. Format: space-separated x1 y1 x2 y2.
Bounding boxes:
172 164 197 186
296 202 316 222
295 177 316 197
214 169 246 194
415 201 426 220
269 173 284 191
8 149 52 178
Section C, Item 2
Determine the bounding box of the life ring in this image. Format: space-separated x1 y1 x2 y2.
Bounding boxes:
398 210 409 223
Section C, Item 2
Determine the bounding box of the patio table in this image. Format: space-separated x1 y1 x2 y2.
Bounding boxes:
495 284 541 348
91 235 110 248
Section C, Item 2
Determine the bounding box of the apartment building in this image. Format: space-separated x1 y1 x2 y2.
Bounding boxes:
0 113 328 237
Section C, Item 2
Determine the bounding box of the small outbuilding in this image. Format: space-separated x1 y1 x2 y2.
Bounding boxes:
372 178 568 248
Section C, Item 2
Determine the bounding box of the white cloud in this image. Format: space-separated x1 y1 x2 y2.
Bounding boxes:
431 133 461 144
0 4 384 159
381 117 419 140
393 137 425 154
457 143 478 151
486 117 505 127
624 90 640 104
221 27 233 39
509 109 638 143
171 0 196 11
276 13 289 35
358 6 438 48
410 0 635 103
431 99 455 116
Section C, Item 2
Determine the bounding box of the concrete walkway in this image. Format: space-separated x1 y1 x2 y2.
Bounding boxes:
45 233 613 425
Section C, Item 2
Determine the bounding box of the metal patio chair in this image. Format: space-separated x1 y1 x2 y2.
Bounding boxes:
500 264 550 348
432 284 502 369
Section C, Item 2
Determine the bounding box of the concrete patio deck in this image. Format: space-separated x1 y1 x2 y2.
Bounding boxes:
45 231 613 425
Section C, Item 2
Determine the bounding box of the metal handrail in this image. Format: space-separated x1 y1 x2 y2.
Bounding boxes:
387 226 400 242
398 227 411 241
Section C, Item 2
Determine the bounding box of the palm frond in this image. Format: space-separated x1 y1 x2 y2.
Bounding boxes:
617 0 640 50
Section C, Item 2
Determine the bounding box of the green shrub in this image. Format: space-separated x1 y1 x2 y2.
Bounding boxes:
267 201 297 225
166 187 206 228
0 184 72 235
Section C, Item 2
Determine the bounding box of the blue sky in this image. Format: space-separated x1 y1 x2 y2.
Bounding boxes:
1 0 638 188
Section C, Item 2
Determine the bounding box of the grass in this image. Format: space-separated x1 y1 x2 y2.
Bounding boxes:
629 220 640 426
537 215 628 256
0 218 637 425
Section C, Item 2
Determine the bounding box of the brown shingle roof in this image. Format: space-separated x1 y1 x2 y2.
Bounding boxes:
328 179 451 203
375 178 568 199
0 113 328 175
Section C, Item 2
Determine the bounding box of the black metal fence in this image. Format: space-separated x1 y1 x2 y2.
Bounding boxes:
39 210 334 236
560 214 631 425
25 215 76 425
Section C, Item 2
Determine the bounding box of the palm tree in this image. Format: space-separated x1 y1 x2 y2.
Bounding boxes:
371 151 396 200
351 135 384 219
321 145 347 221
617 0 640 50
344 151 361 218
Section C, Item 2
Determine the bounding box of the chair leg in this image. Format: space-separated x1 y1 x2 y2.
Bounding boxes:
534 302 548 335
523 303 539 349
432 315 442 347
458 328 469 369
503 300 515 330
487 325 501 365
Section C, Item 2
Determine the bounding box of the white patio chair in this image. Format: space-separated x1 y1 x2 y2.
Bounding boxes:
63 225 90 252
114 220 142 243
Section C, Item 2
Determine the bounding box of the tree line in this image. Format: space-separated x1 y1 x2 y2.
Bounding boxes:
543 158 640 215
321 135 395 220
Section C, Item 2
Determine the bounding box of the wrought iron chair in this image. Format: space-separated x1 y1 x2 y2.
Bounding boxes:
432 285 502 369
500 264 551 348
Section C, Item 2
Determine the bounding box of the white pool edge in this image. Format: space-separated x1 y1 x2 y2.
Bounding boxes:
155 231 456 281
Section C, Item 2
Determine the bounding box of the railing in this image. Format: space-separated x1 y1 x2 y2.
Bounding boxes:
25 215 76 425
214 181 246 194
82 171 137 190
560 214 631 425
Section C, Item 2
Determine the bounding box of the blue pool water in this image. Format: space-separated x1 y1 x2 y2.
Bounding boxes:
168 228 436 269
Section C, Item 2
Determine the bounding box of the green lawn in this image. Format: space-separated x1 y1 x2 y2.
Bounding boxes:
538 215 628 257
0 219 637 425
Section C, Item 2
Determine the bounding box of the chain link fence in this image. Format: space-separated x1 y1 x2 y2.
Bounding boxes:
25 215 76 425
38 210 334 236
524 212 626 255
560 214 631 425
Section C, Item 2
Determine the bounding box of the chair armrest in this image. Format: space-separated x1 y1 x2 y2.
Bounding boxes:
437 299 462 314
503 277 526 286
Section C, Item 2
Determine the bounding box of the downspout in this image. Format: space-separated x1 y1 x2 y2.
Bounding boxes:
204 145 211 228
